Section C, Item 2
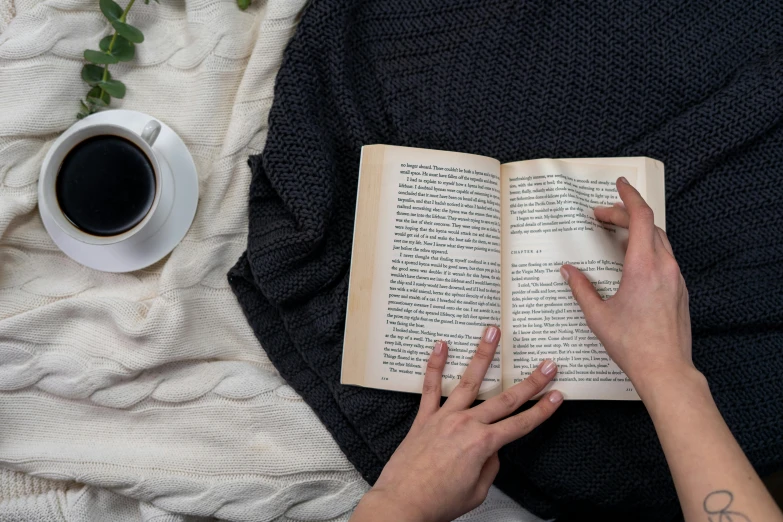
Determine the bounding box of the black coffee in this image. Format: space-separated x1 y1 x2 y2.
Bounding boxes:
56 135 156 237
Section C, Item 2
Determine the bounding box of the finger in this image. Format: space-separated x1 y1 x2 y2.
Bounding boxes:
594 205 630 228
471 359 558 423
560 265 604 323
616 177 656 252
443 325 500 411
475 452 500 500
491 390 564 447
418 340 448 418
656 227 674 256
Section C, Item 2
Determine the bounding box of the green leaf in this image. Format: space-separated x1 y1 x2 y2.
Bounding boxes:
98 35 135 61
111 35 135 61
77 99 93 119
87 96 107 107
99 79 126 98
99 0 123 21
111 20 144 43
99 35 113 52
87 93 110 108
86 86 111 107
77 100 90 119
237 0 251 9
84 49 118 64
81 64 104 85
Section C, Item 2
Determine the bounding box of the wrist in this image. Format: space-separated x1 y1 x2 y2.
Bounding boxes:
352 489 427 522
635 364 710 415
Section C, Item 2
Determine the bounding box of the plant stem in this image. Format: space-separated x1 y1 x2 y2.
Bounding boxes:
119 0 136 22
99 0 137 99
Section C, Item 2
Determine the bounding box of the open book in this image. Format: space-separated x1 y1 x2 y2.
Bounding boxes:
341 145 665 400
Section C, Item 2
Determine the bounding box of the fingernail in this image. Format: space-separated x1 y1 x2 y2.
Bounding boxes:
549 391 563 404
559 266 569 282
483 325 500 344
619 177 629 184
433 340 444 355
541 360 557 376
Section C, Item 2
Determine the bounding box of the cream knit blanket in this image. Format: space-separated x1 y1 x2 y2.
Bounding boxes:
0 0 541 520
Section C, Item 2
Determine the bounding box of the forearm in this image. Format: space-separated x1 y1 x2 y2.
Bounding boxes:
351 490 425 522
637 367 782 522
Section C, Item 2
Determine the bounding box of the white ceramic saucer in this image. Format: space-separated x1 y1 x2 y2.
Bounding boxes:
40 110 198 272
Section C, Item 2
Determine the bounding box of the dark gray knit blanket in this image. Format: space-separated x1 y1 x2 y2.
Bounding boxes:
229 1 783 519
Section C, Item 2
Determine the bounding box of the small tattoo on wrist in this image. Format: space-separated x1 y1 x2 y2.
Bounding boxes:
703 490 751 522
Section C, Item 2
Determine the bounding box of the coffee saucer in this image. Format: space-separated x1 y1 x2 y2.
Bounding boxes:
39 110 198 272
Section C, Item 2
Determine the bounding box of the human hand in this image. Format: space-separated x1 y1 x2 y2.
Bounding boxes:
350 326 563 522
560 177 694 395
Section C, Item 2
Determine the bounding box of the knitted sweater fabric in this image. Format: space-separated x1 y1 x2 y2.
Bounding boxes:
229 1 783 520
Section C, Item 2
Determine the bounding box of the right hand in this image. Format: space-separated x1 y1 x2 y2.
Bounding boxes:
559 177 695 393
352 327 563 522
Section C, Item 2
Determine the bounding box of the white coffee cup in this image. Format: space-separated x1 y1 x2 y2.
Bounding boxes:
39 119 175 246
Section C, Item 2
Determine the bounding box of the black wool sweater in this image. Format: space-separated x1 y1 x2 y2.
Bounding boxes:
230 1 783 519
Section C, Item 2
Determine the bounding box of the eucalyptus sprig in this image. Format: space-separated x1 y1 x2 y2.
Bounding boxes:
77 0 155 119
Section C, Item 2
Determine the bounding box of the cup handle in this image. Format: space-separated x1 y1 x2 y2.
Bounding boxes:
141 120 162 147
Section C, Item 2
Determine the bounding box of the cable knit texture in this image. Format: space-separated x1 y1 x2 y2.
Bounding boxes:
0 1 545 520
0 484 216 522
0 0 14 34
0 0 364 520
0 469 74 502
230 1 783 520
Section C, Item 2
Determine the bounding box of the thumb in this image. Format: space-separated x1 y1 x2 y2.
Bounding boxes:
560 264 604 322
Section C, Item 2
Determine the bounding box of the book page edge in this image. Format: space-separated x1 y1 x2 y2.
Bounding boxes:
341 145 387 387
645 157 666 231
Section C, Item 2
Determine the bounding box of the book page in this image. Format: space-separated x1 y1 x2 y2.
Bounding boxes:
500 158 664 400
343 145 503 398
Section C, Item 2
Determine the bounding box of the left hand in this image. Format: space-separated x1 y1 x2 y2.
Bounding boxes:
350 325 563 522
